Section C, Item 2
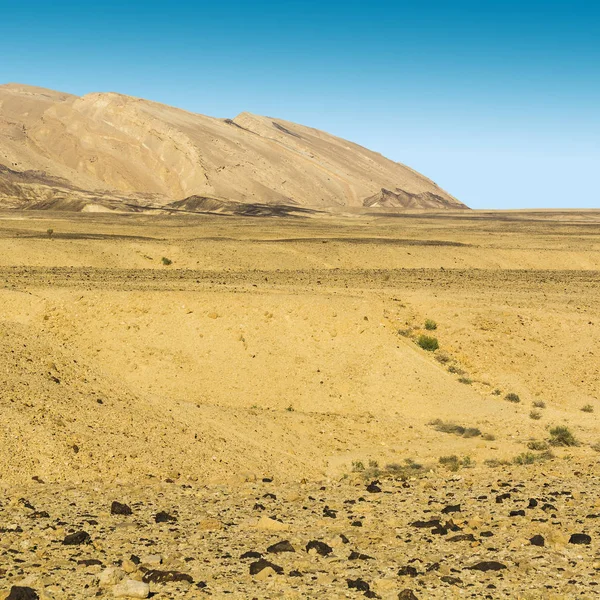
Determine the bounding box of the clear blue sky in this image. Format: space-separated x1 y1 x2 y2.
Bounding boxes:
1 0 598 208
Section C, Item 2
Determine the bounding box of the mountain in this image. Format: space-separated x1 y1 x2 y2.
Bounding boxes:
0 83 467 212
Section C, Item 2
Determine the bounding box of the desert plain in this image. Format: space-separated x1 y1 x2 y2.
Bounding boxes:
0 207 599 599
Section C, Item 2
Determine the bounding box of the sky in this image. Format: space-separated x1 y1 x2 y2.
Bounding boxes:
1 0 598 208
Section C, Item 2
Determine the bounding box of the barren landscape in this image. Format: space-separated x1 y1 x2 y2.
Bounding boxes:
1 208 599 599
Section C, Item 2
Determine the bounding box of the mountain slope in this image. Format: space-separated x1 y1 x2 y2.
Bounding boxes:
0 83 467 210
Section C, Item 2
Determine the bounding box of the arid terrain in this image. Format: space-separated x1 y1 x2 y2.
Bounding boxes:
0 208 599 599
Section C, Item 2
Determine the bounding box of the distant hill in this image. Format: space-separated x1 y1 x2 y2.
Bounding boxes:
0 83 467 212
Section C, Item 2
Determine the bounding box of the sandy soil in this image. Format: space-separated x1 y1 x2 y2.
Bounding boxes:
0 209 599 599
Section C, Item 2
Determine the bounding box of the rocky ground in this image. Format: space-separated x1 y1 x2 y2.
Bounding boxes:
1 458 599 599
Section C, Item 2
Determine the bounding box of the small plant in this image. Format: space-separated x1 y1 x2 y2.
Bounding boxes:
484 458 511 467
532 400 546 408
368 459 379 468
548 425 578 447
161 257 173 266
424 319 437 331
286 404 294 412
429 419 481 438
513 451 553 465
492 389 502 396
482 433 496 441
592 442 600 453
448 365 465 375
435 352 450 364
417 335 439 352
46 228 54 238
527 440 548 451
398 328 413 337
439 455 473 471
458 377 473 385
529 410 542 420
351 460 365 472
581 404 594 413
505 393 521 403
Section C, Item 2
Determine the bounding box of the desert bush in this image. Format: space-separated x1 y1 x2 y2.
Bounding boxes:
439 455 473 471
417 335 439 351
492 389 502 396
448 365 465 375
532 400 546 408
286 404 294 412
529 410 542 420
351 460 365 472
435 352 450 364
161 257 173 266
548 425 578 447
424 319 437 330
581 404 594 413
592 442 600 453
458 377 473 385
46 228 54 238
398 327 413 337
429 419 481 438
484 458 511 467
527 440 548 451
505 393 521 403
513 451 554 465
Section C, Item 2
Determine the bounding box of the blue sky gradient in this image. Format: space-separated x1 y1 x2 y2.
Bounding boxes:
1 0 598 208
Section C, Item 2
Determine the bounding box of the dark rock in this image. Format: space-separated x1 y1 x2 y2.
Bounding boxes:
480 531 494 537
530 535 545 547
28 511 50 519
130 555 141 564
466 561 507 572
306 540 333 556
340 534 350 544
349 550 374 560
398 565 418 577
62 531 91 545
364 591 380 599
347 578 370 591
410 519 441 528
77 559 103 566
541 503 557 512
263 493 277 499
510 510 526 517
249 558 283 575
154 511 177 523
528 498 539 508
7 587 39 600
351 520 363 527
323 506 337 518
267 540 295 553
111 501 132 516
448 533 476 542
142 570 194 584
398 590 418 600
441 575 462 585
366 480 381 493
18 498 35 510
253 503 265 510
569 533 591 545
240 551 262 559
289 570 303 577
441 504 461 514
495 493 511 503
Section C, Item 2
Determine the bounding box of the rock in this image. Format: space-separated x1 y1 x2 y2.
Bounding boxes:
410 519 441 528
140 554 162 565
466 561 507 572
441 504 461 514
440 575 462 585
529 535 545 547
7 588 39 600
110 502 132 516
141 570 193 583
154 511 177 523
448 533 476 542
398 591 418 600
121 559 137 573
267 540 295 553
323 506 337 518
366 481 381 493
256 515 289 531
249 558 283 576
348 550 374 560
240 551 262 559
569 533 591 545
62 531 91 545
509 510 526 517
528 498 539 508
99 567 125 586
306 540 333 556
112 580 150 598
347 578 370 591
398 565 418 577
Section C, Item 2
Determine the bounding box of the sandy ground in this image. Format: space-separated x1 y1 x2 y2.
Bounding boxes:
0 209 599 599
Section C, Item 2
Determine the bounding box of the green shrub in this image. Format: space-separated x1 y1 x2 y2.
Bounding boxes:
513 451 554 465
46 228 54 238
532 400 546 408
529 410 542 420
351 460 365 472
505 393 521 403
161 257 173 266
439 455 474 472
429 419 481 438
424 319 437 330
417 335 439 352
492 389 502 396
435 352 450 364
581 404 594 413
527 440 548 451
458 377 473 385
448 365 465 375
548 425 578 447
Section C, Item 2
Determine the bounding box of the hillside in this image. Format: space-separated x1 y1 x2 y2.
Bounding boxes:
0 83 466 211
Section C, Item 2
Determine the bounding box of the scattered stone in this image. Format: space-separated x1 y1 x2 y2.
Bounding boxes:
7 587 39 600
441 504 461 514
112 579 150 598
99 567 125 586
62 531 91 545
349 550 374 560
306 540 333 556
366 481 381 493
240 551 262 559
529 535 545 547
111 501 132 516
440 576 462 585
398 565 418 577
448 533 476 542
267 540 295 553
256 515 289 531
398 591 418 600
142 570 194 583
466 561 507 572
154 511 177 523
249 558 283 575
509 510 526 517
347 578 371 591
569 533 592 545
